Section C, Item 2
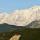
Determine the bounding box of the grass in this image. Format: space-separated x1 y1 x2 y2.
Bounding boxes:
0 28 40 40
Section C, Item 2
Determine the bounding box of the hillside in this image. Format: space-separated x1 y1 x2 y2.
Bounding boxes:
0 23 26 32
0 20 40 32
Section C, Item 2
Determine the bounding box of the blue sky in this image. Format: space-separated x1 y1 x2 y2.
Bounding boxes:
0 0 40 12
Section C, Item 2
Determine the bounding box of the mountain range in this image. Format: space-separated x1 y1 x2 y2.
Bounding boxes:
0 20 40 32
0 6 40 28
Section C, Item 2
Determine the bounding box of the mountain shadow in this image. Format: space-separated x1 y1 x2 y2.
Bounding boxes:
0 23 25 32
0 20 40 32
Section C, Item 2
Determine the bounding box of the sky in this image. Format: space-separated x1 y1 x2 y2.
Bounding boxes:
0 0 40 13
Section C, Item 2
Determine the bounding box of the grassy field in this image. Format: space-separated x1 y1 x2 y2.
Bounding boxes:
0 28 40 40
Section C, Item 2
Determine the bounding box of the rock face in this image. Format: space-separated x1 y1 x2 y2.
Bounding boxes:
9 34 21 40
0 6 40 26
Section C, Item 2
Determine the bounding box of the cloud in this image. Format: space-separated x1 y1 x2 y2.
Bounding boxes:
0 6 40 26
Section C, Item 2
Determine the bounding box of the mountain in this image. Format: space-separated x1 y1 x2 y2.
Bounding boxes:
0 23 25 32
0 6 40 26
26 20 40 28
0 20 40 32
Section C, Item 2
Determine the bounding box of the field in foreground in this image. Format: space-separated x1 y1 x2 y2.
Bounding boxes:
0 28 40 40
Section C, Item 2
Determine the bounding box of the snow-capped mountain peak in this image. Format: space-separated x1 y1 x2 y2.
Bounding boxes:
0 6 40 26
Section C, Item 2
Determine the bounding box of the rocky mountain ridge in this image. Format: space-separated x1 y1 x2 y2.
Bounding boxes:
0 6 40 26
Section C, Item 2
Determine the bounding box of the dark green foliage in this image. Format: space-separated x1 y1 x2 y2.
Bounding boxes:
0 29 40 40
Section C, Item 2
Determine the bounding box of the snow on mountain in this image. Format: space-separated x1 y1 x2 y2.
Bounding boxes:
0 12 9 24
0 6 40 26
